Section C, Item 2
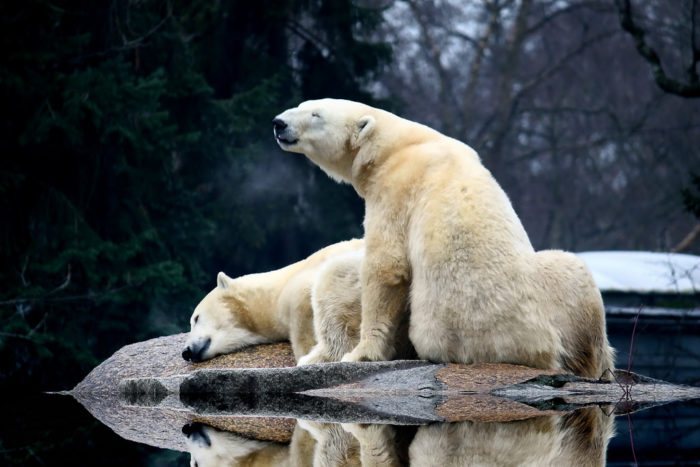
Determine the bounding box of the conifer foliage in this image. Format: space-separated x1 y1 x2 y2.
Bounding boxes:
0 0 390 391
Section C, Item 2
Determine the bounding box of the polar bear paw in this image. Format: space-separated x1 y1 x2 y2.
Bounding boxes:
297 344 332 366
341 340 388 362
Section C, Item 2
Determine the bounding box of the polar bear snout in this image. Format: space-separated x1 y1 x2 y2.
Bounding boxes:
272 117 287 132
182 422 211 447
182 337 211 362
272 117 298 146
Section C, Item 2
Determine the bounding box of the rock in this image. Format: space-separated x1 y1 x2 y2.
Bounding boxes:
71 333 700 451
72 333 296 451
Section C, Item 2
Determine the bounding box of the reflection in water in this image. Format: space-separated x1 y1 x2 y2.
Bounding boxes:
410 409 613 467
183 407 613 466
184 421 304 466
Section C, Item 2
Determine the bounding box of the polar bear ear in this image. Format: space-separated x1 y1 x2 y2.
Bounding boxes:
217 271 232 289
351 115 376 149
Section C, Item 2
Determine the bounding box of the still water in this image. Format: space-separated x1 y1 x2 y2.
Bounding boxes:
2 311 699 466
1 394 699 466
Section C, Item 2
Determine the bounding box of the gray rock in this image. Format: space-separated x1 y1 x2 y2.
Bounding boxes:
71 333 700 450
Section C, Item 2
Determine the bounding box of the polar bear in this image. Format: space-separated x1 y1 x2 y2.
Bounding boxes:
300 248 414 365
183 421 317 467
409 408 613 466
184 420 394 467
182 238 364 362
273 98 614 377
297 249 364 365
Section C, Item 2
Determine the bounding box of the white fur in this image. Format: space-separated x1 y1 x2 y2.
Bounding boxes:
299 249 365 365
275 99 614 377
186 425 275 467
409 409 614 467
185 239 365 362
296 420 361 467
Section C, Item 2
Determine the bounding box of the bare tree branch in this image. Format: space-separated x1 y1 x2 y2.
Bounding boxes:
508 135 609 165
671 223 700 252
19 257 30 287
0 283 141 307
460 1 501 131
514 30 620 104
46 265 71 296
404 0 458 134
522 1 613 39
0 332 36 342
473 0 534 157
616 0 700 97
689 0 700 83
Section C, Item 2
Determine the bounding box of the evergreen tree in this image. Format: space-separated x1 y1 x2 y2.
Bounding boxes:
0 0 391 392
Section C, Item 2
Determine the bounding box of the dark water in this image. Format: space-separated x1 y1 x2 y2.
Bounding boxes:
0 395 188 466
1 394 699 465
2 312 699 466
608 401 700 465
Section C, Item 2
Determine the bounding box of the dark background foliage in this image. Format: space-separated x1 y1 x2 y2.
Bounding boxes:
0 0 392 394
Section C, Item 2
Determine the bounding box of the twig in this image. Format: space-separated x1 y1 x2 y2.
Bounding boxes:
28 314 47 337
46 264 71 296
625 304 643 467
0 332 36 342
20 256 30 287
628 412 638 466
0 282 141 307
616 0 700 97
628 305 642 375
671 223 700 253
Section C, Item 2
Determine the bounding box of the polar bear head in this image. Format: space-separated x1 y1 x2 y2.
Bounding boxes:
273 98 378 183
183 422 271 467
182 272 270 362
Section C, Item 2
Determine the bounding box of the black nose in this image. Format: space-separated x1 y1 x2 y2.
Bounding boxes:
183 422 203 436
272 118 287 133
182 346 192 361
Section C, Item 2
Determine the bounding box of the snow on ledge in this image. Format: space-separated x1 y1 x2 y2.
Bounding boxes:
575 251 700 294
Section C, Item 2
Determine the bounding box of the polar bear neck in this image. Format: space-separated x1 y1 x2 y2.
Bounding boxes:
349 112 447 198
228 273 289 340
308 149 356 186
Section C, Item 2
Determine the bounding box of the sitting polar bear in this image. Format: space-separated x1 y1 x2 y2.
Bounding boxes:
182 239 365 362
273 98 614 377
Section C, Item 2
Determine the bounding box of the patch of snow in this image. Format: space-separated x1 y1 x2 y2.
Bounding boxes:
576 251 700 294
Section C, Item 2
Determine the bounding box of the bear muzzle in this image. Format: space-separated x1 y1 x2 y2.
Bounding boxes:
272 117 298 145
182 422 211 447
182 337 211 362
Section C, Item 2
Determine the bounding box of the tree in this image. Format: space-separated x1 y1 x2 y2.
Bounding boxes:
375 0 699 252
0 0 391 392
615 0 700 98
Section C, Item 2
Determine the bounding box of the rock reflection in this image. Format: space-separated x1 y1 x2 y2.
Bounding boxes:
182 407 612 466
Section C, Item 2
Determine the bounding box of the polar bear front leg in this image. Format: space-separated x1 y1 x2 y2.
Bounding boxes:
342 423 401 466
341 251 409 362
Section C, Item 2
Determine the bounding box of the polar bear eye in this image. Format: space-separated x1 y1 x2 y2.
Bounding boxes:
194 315 199 325
311 112 321 118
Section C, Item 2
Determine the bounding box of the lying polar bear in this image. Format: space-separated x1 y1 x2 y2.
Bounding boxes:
273 99 614 378
182 239 365 363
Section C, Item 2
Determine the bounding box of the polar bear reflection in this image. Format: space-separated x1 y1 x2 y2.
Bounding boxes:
184 408 612 466
183 421 315 467
409 409 613 467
